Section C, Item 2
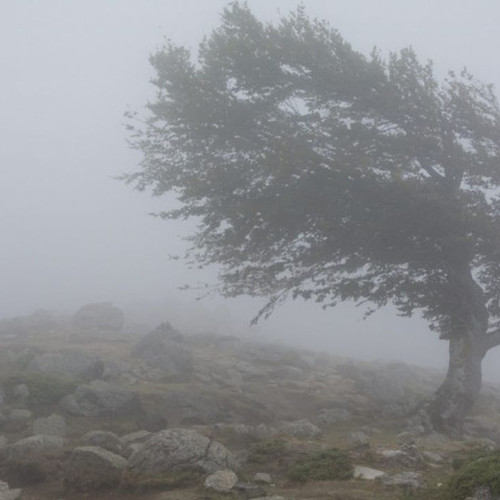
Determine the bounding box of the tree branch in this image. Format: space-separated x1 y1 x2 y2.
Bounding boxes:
484 328 500 350
417 157 445 182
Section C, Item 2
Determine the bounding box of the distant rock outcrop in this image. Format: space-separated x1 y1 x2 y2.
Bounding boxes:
60 380 141 417
73 302 124 331
28 349 103 379
131 322 194 375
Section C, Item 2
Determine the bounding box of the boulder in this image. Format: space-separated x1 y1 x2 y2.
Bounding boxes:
5 409 32 432
64 446 127 492
32 414 66 437
275 420 321 439
121 430 152 447
73 302 124 331
81 430 130 457
6 435 65 460
0 481 22 500
28 349 103 379
131 323 194 375
60 380 140 417
127 428 237 475
204 469 238 493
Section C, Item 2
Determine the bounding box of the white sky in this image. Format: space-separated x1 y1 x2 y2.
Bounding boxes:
1 0 500 378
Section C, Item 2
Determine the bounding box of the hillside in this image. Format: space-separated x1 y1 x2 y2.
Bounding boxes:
1 307 500 499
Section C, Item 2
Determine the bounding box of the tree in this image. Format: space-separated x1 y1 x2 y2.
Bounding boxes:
125 2 500 436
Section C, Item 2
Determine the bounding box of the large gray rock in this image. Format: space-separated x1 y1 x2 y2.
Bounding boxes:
60 380 140 417
32 414 66 437
127 428 237 475
132 322 194 375
28 349 103 378
0 480 22 500
6 435 65 460
64 446 127 492
5 409 32 432
73 302 124 331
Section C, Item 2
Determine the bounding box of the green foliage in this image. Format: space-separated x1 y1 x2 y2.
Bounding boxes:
288 448 353 483
126 1 500 337
248 438 287 463
120 469 203 492
2 374 76 408
446 450 500 499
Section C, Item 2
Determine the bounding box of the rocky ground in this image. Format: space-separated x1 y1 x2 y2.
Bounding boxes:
1 306 500 499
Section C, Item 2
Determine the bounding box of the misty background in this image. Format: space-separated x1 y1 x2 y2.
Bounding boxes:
2 1 500 379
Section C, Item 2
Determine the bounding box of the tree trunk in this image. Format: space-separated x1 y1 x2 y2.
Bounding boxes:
412 262 489 437
419 335 486 437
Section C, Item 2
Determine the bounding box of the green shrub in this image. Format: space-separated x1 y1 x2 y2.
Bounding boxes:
120 469 203 492
248 438 287 464
447 450 500 499
288 448 353 483
2 374 76 408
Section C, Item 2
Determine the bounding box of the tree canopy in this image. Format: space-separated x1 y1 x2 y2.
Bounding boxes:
126 2 500 341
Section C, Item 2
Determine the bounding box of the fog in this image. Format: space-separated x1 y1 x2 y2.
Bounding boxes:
2 1 500 379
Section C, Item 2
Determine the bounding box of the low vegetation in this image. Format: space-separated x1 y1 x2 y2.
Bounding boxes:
446 450 500 499
288 448 354 483
1 373 76 408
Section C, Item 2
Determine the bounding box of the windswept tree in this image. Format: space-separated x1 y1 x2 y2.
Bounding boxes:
126 2 500 436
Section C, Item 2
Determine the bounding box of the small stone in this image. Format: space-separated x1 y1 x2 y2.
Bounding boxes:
353 465 385 480
204 470 238 493
348 431 370 448
254 472 272 484
422 451 443 464
381 471 425 489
